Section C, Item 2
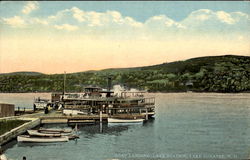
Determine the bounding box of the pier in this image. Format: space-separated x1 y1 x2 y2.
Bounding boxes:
0 110 148 145
0 85 155 146
40 112 109 124
0 116 40 145
0 111 102 145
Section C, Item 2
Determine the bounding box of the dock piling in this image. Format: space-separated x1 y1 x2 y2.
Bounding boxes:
146 109 148 120
99 110 103 132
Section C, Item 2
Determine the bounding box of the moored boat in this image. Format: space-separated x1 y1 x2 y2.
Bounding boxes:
17 135 69 143
27 130 78 140
33 97 50 110
27 130 72 137
38 128 72 133
108 118 144 123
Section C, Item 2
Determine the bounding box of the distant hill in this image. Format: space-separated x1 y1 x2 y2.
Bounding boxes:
0 55 250 93
136 55 250 72
0 72 44 76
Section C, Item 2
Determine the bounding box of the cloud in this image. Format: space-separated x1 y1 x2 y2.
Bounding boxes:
48 7 143 28
47 8 248 36
1 7 249 37
1 7 249 74
2 16 48 28
71 7 85 22
216 11 235 24
54 24 79 31
22 1 39 14
2 16 26 28
31 18 48 25
145 15 186 30
181 9 250 32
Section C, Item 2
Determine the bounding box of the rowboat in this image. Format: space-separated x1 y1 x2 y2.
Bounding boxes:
38 128 72 133
28 130 73 137
17 135 69 143
108 118 144 123
27 130 79 140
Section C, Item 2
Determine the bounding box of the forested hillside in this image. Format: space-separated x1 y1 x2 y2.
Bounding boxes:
0 55 249 93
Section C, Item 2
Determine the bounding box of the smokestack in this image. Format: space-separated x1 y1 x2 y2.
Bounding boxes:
107 77 112 92
107 77 112 97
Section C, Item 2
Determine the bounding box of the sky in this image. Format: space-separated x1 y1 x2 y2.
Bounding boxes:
0 1 249 74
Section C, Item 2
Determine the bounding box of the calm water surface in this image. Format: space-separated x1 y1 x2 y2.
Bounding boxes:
0 93 51 109
1 93 250 160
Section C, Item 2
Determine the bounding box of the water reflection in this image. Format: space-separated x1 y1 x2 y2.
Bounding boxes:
76 119 154 137
17 142 66 147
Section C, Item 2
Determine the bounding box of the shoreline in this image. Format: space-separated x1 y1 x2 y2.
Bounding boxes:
0 91 250 94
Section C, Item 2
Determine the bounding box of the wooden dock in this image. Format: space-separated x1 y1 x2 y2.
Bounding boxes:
0 117 40 145
0 109 151 145
40 114 108 124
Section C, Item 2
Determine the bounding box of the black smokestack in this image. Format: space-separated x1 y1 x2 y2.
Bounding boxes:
107 77 112 92
107 77 112 97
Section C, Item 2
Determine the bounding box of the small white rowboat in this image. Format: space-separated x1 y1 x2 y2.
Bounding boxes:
27 130 78 139
28 130 72 137
108 118 144 123
38 128 72 133
17 135 69 143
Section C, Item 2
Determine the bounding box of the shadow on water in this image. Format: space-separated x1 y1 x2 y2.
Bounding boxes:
143 118 155 126
2 139 17 152
17 142 68 148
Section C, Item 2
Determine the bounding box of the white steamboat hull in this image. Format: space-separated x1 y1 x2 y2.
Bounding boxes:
34 103 47 109
63 109 88 115
108 118 144 123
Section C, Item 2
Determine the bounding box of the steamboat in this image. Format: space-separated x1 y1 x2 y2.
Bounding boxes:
35 78 156 122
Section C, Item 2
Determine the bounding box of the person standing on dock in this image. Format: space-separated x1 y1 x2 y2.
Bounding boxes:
44 106 49 114
33 104 36 111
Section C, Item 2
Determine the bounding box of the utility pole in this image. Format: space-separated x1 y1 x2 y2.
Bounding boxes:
62 71 66 108
63 71 66 95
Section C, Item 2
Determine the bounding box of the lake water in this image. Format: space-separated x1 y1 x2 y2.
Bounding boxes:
1 93 250 160
0 93 51 109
